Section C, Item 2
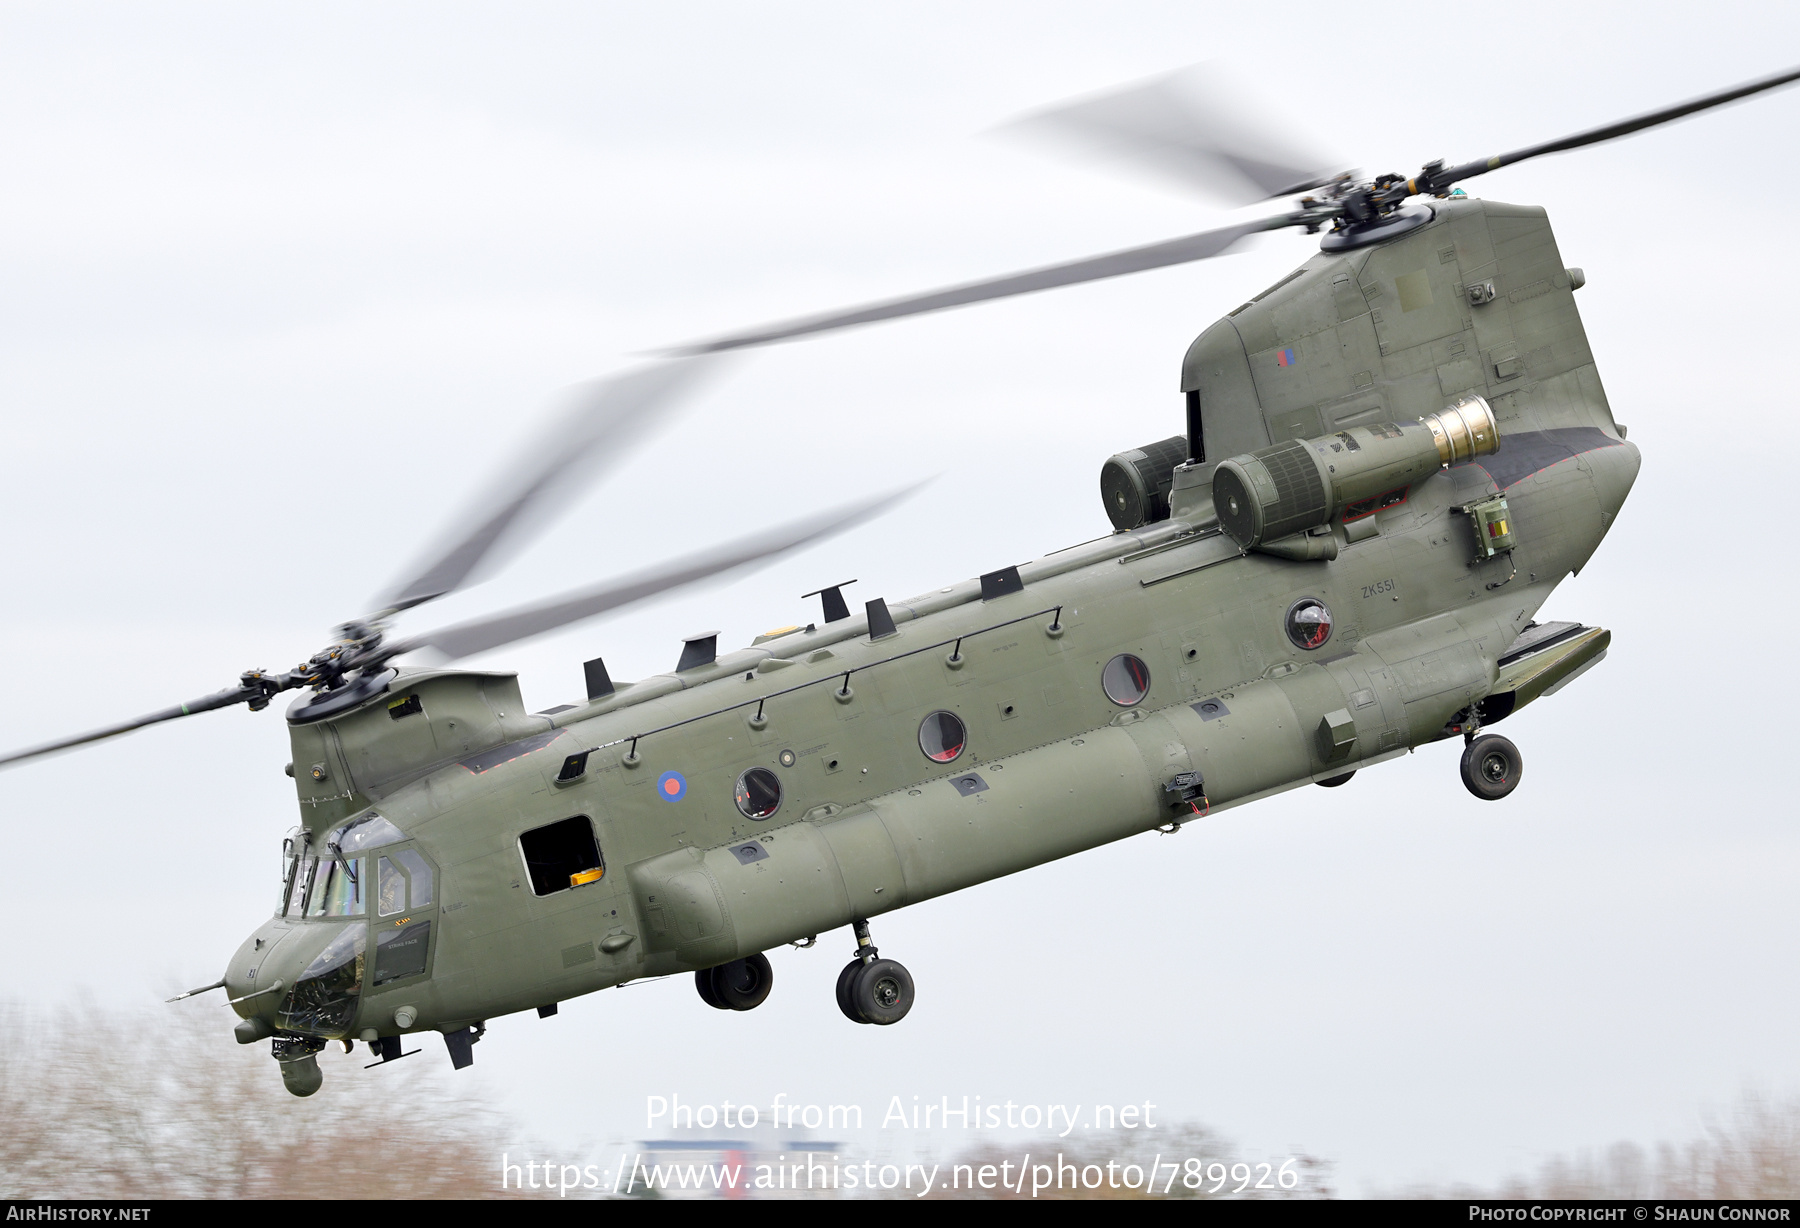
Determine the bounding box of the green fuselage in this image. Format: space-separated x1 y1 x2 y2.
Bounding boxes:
229 196 1639 1045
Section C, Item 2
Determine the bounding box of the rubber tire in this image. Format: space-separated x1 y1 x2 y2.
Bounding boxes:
695 968 730 1010
1316 771 1356 788
847 958 914 1026
836 960 869 1024
1461 734 1522 801
711 953 774 1011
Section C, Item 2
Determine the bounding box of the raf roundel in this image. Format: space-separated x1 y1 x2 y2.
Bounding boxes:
656 770 688 802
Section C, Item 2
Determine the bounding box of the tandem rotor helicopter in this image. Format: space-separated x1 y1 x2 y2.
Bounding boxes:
5 64 1796 1097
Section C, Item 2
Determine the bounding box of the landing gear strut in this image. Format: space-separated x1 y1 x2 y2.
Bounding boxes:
696 953 774 1011
836 919 914 1026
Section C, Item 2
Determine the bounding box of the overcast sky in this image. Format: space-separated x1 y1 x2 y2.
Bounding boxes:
1 1 1797 1195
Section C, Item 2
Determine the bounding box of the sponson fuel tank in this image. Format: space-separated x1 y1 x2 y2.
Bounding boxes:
1211 395 1499 548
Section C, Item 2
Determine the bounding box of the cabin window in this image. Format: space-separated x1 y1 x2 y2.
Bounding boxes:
1285 599 1333 650
1102 654 1151 706
735 768 783 820
519 816 604 896
918 711 966 763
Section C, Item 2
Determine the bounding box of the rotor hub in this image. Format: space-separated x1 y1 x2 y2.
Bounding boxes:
1319 202 1435 252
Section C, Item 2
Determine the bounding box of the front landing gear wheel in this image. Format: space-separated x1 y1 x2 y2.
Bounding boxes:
696 968 729 1010
847 958 915 1026
1461 735 1522 801
836 960 869 1024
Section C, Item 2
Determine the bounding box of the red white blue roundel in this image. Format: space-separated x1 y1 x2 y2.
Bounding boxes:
656 770 687 802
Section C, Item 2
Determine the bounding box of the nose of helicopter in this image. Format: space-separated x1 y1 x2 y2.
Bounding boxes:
223 918 337 1031
225 919 370 1098
225 920 294 1014
237 919 369 1032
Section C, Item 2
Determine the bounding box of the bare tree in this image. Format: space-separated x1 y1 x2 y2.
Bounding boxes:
1386 1092 1800 1199
0 999 531 1199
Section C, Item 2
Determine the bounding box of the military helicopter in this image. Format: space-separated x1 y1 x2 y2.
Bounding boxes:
6 63 1796 1098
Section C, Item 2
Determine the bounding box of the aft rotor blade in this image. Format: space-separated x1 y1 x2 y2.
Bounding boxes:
1002 63 1345 205
671 214 1303 355
409 486 920 661
377 357 725 613
1430 64 1800 190
0 682 261 770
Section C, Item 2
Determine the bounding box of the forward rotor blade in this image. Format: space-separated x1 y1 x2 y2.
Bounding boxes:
377 356 725 613
1002 63 1344 205
407 486 920 662
0 683 260 770
1432 64 1800 190
671 215 1302 356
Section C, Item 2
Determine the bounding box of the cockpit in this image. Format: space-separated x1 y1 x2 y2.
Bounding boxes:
279 813 411 919
270 812 437 1039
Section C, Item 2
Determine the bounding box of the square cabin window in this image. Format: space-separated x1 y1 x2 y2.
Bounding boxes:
519 816 603 896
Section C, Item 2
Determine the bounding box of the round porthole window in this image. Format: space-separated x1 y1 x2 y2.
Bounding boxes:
1285 599 1333 650
918 710 966 763
1101 653 1151 706
734 767 782 820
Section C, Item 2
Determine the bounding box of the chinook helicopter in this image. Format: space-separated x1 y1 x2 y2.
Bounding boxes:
6 64 1797 1098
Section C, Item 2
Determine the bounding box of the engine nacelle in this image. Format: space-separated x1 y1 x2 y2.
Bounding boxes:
1099 435 1189 531
1211 396 1499 548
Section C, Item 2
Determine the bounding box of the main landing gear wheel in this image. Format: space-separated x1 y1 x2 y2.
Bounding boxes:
846 959 915 1026
696 953 774 1011
713 953 774 1010
836 918 914 1025
836 960 868 1024
1316 771 1356 788
1461 734 1522 801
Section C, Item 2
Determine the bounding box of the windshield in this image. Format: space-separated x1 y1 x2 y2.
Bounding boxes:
282 823 387 919
283 854 316 917
277 925 366 1038
308 856 365 918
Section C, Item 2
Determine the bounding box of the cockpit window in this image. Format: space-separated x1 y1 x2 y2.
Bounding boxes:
278 924 366 1038
328 813 406 854
284 855 316 918
308 856 365 918
394 849 434 908
379 849 437 916
280 851 297 914
379 857 405 917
